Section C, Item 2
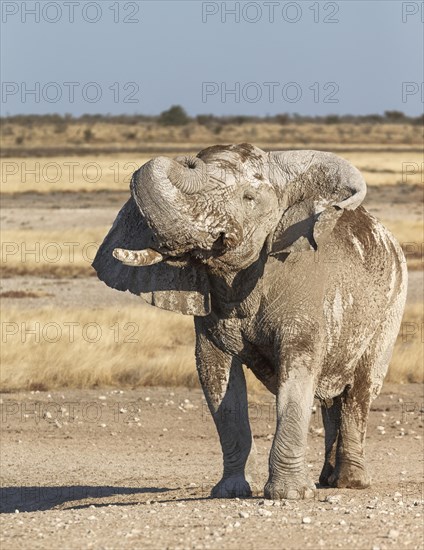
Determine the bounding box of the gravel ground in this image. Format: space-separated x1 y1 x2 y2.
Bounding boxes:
1 385 423 550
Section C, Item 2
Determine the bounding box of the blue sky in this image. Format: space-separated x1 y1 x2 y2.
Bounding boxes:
1 0 422 116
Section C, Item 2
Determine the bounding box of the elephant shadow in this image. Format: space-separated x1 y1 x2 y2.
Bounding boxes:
0 485 177 514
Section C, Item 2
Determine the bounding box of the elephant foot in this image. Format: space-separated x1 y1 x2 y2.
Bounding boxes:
319 462 335 486
264 478 316 500
211 475 252 499
328 463 370 489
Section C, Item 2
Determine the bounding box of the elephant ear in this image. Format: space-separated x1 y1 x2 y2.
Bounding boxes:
270 151 366 254
92 198 211 316
271 202 344 253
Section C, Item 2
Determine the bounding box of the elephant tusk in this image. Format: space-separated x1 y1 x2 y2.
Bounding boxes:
113 247 164 266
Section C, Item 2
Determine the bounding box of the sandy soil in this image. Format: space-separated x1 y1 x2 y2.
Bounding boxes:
0 385 423 550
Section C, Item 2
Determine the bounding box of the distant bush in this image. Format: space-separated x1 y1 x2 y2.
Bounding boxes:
275 114 290 125
384 110 406 122
158 105 190 126
0 109 421 132
83 128 94 142
196 114 216 125
412 114 424 125
181 126 192 139
324 114 340 124
230 116 251 125
362 114 384 123
54 122 68 134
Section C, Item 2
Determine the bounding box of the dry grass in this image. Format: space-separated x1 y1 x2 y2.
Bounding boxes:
386 304 423 384
1 154 152 194
1 150 422 194
381 220 423 271
0 305 265 393
1 122 421 153
342 151 423 187
380 219 423 246
0 306 197 392
0 303 421 393
0 290 52 299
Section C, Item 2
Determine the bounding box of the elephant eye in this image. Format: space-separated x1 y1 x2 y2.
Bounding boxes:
243 192 256 202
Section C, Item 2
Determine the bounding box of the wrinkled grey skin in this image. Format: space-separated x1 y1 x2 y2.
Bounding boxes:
93 143 407 500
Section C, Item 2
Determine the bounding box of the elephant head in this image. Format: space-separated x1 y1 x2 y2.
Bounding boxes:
93 143 366 315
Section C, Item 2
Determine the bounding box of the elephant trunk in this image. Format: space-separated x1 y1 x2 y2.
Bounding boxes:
131 157 242 254
268 151 366 211
131 156 209 204
167 156 209 194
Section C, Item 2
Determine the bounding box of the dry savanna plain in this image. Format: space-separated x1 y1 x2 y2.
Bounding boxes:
0 119 423 549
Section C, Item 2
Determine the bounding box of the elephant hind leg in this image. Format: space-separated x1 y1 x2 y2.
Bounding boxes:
328 317 402 489
322 288 404 489
319 396 342 486
327 358 373 489
328 383 372 488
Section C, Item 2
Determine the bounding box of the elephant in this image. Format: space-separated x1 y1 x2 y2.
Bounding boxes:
93 143 407 500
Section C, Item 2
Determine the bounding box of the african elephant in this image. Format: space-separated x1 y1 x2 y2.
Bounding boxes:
93 143 407 500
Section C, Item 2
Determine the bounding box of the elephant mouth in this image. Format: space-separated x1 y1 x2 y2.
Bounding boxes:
113 232 231 267
161 231 232 263
190 232 228 261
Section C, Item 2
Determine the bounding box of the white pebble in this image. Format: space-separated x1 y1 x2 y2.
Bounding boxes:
325 495 342 504
302 516 312 524
388 529 400 539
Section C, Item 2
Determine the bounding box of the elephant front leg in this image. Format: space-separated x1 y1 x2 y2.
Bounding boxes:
264 365 316 500
195 330 252 498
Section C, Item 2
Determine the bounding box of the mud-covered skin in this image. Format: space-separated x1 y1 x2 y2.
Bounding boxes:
93 143 407 499
195 208 406 497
